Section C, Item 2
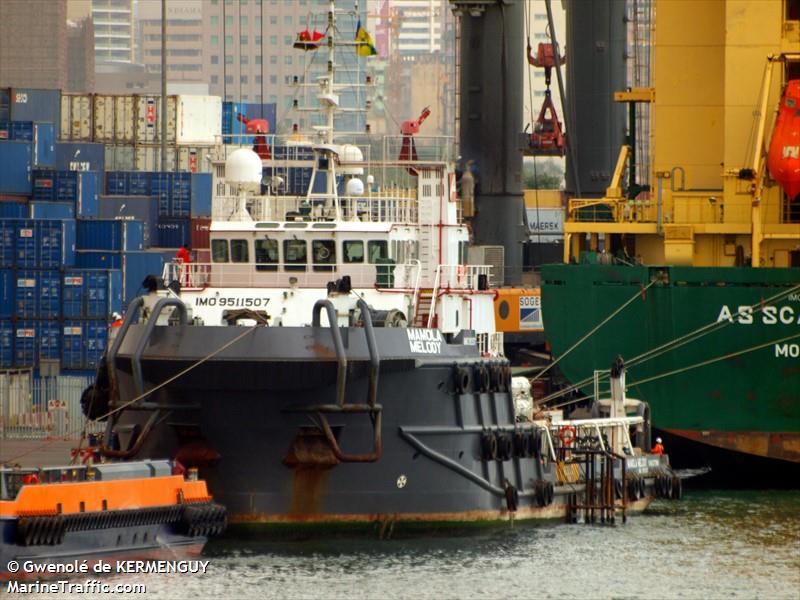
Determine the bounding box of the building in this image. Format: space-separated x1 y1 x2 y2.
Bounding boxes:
0 0 68 89
202 0 367 133
67 17 96 92
380 0 446 56
137 0 204 83
92 0 135 65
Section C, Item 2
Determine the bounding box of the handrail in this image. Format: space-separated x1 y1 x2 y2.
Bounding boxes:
356 299 380 409
312 300 347 407
132 298 188 397
427 265 441 328
409 259 422 321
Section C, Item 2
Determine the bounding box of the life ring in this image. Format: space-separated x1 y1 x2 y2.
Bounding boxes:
558 425 577 446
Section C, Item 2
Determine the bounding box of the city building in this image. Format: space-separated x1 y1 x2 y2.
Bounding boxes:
67 17 96 92
0 0 68 89
202 0 367 133
137 0 204 85
92 0 135 65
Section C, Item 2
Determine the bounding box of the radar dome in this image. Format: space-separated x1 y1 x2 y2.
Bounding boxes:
345 177 364 196
339 144 364 175
225 148 263 191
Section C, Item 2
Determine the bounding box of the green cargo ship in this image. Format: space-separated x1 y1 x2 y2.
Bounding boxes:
538 0 800 482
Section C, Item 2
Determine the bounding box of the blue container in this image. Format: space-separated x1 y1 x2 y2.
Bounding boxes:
33 170 99 217
74 250 164 303
1 88 60 124
76 251 122 269
0 320 11 368
105 171 128 195
170 172 191 217
14 320 61 366
150 172 170 216
14 219 76 268
62 269 123 318
62 320 108 370
32 168 56 200
97 196 158 246
76 219 144 252
190 173 212 217
155 218 190 248
121 251 164 303
54 141 105 172
3 121 55 167
0 269 14 318
0 221 15 267
0 141 33 195
14 269 61 318
128 172 151 196
0 201 28 218
29 201 75 219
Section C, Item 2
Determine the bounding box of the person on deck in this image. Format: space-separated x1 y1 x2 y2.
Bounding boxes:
651 437 665 455
176 244 192 286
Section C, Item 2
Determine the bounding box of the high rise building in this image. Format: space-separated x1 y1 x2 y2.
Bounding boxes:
93 0 135 65
202 0 367 133
67 17 96 92
0 0 68 88
137 0 204 86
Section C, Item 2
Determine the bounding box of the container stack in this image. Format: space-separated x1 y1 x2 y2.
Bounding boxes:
60 93 222 173
0 88 223 377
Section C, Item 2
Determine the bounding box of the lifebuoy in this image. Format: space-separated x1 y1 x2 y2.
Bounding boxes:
558 425 577 446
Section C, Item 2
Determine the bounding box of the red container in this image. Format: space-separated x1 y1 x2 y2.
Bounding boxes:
191 217 211 249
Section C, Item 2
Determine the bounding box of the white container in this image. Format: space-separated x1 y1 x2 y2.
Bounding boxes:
175 95 222 145
60 94 93 141
135 95 178 144
93 94 136 143
104 143 136 171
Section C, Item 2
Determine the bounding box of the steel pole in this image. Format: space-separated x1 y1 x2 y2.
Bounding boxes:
161 0 168 171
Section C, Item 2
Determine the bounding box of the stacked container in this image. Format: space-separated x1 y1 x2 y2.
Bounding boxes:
31 169 99 217
60 93 220 173
0 219 77 368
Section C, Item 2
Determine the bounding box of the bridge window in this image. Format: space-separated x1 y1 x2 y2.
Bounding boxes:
255 239 278 271
368 240 388 263
211 239 229 262
283 239 307 271
312 240 336 272
230 239 249 263
343 240 364 263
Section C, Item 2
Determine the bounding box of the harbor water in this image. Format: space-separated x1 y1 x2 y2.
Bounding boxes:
73 490 799 599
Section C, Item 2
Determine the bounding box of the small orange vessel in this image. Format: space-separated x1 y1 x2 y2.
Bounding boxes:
0 460 225 580
767 79 800 201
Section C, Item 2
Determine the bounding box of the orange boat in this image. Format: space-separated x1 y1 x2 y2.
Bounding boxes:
767 79 800 201
0 460 225 580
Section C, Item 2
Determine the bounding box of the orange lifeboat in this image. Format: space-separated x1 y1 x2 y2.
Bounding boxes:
767 79 800 201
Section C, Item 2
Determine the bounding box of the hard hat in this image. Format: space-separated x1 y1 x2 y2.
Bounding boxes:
112 312 122 320
656 437 662 444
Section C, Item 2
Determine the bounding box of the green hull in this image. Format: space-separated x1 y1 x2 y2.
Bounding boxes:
540 265 800 466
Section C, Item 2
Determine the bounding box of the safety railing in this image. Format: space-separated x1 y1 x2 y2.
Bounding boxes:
163 260 421 291
212 191 418 224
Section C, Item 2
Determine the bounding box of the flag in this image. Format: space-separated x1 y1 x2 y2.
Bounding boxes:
355 19 377 57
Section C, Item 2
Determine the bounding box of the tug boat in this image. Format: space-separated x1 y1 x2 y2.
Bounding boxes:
0 460 225 580
81 0 682 535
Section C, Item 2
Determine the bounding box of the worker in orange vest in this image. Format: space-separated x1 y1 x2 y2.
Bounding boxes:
651 437 665 455
111 312 123 328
